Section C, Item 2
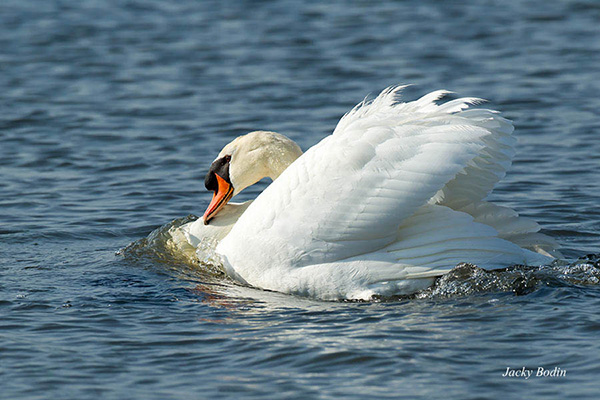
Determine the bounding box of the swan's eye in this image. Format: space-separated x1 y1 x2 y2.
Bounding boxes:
205 155 232 191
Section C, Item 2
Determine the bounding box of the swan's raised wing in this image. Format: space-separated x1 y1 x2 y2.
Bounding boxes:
432 108 516 208
218 86 514 275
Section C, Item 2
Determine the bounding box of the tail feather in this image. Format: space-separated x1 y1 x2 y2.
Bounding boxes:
457 201 562 258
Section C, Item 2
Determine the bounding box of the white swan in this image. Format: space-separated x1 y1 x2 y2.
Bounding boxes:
177 86 560 300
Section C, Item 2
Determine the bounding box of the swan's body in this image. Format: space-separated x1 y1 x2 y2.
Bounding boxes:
178 86 559 300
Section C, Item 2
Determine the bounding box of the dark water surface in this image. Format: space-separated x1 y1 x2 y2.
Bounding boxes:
2 1 600 399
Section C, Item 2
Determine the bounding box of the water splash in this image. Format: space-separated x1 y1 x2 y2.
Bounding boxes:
117 215 227 280
117 215 197 262
409 255 600 300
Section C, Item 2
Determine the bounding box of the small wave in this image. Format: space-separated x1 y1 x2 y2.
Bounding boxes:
117 215 227 281
407 255 600 301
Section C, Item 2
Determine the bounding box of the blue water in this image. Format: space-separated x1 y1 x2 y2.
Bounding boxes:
2 0 600 398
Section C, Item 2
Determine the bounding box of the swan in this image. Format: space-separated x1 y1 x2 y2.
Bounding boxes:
176 86 560 300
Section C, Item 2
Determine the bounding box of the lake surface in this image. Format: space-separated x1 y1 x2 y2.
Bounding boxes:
2 0 600 398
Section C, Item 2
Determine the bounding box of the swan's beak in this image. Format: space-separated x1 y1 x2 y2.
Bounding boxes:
203 173 234 224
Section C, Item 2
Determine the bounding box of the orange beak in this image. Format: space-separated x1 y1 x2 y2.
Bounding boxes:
203 173 234 225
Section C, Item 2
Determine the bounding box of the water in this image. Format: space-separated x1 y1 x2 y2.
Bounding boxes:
2 0 600 398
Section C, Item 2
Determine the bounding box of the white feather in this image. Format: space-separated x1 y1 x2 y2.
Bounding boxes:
208 86 556 300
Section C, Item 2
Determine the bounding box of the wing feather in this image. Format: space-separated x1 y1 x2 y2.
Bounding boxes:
219 86 514 274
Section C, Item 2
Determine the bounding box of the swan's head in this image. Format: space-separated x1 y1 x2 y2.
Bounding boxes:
203 130 302 224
